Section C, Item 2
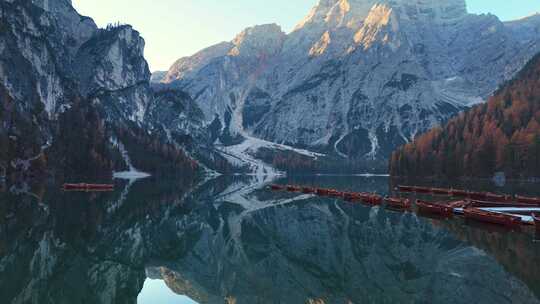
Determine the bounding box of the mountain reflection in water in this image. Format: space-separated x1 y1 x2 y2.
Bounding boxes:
0 175 539 304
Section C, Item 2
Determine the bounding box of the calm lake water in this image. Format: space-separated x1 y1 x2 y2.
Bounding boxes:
1 175 540 304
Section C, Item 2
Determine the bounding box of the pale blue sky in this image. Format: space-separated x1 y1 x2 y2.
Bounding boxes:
72 0 540 72
137 279 198 304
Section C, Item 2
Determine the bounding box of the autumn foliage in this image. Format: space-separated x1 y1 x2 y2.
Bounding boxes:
390 53 540 179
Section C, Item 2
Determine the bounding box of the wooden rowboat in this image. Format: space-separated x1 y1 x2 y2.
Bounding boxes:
343 192 362 201
301 187 316 194
416 200 453 217
384 197 411 209
485 192 512 203
397 185 415 192
62 183 114 191
286 185 301 192
364 194 383 205
327 189 343 197
316 188 329 196
463 207 522 227
469 199 533 208
413 187 432 194
448 200 469 208
270 184 285 191
516 195 540 205
431 188 451 195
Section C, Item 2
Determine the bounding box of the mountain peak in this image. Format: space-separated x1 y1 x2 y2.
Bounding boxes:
229 24 286 57
294 0 468 30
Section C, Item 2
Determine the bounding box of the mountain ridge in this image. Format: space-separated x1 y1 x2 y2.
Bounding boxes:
158 0 540 171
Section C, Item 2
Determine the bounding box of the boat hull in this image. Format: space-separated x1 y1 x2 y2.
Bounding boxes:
470 200 533 208
516 196 540 205
384 198 411 209
414 187 431 194
63 183 114 191
416 200 453 217
431 188 451 196
398 185 414 192
463 208 521 227
301 187 315 194
286 186 301 192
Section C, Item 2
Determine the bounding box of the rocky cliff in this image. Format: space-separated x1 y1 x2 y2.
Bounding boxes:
160 0 540 170
0 0 200 179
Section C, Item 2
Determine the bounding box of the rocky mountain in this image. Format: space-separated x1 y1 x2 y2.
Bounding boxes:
0 0 201 179
390 52 540 179
159 0 540 170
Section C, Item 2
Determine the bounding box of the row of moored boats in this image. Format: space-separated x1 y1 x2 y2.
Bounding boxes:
62 183 114 191
269 184 540 230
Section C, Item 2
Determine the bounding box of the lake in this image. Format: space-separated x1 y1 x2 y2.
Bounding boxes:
1 175 540 304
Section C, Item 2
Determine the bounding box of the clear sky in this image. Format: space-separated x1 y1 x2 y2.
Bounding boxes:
72 0 540 72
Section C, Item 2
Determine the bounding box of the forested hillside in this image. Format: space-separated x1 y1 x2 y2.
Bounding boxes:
390 53 540 179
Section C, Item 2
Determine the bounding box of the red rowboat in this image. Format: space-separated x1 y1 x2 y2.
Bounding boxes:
451 189 469 197
448 200 469 208
62 183 114 191
413 187 432 194
431 188 451 195
286 185 301 192
516 195 540 205
316 188 329 196
364 194 383 205
270 184 285 191
301 187 316 194
416 200 453 217
398 185 415 192
463 207 522 227
327 189 343 197
469 200 533 208
485 192 512 203
384 197 411 209
343 192 362 201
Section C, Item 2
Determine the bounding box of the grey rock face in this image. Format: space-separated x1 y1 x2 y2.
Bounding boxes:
0 0 201 176
163 41 233 83
163 0 540 162
145 88 207 143
75 26 150 98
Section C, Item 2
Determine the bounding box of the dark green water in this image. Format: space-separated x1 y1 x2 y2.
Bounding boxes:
1 175 540 304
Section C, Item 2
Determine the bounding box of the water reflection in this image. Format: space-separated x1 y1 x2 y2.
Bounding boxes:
0 175 539 304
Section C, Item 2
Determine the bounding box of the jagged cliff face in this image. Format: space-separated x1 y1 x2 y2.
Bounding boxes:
75 25 153 124
1 0 96 116
161 0 540 162
0 0 202 177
